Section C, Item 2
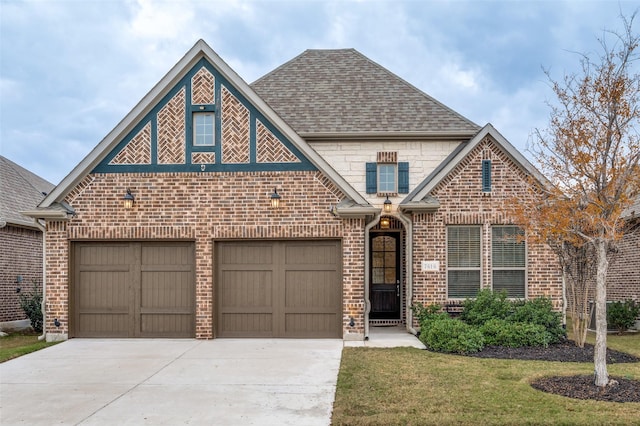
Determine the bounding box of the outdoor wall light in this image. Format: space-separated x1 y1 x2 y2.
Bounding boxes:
270 187 281 209
54 318 61 328
15 275 23 293
349 316 355 327
123 188 135 209
383 195 392 213
380 217 390 229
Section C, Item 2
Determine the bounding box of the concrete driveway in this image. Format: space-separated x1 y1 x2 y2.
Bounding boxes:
0 338 343 425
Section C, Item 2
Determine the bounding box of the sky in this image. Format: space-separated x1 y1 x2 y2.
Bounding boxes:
1 0 637 185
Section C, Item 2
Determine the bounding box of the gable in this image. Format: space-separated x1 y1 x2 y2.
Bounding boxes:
94 58 314 174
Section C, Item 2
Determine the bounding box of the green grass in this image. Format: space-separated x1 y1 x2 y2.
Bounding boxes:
332 332 640 425
0 332 59 363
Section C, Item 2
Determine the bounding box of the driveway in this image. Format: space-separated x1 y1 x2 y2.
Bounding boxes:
0 338 343 425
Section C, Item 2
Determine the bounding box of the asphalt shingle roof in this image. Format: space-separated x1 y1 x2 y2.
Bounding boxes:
0 156 54 228
251 49 480 136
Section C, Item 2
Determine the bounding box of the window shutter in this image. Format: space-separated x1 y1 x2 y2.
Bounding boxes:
398 162 409 193
366 162 377 193
482 160 492 192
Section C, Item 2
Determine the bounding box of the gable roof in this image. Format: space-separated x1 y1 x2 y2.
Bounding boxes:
0 156 54 229
35 40 371 212
251 49 480 139
399 124 549 212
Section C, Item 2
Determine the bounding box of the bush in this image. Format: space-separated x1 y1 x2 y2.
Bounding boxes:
511 297 565 344
18 282 43 333
607 300 640 334
479 318 551 348
412 302 448 327
460 289 512 326
420 316 484 354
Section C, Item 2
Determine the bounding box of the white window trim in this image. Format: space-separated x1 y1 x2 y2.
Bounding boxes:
193 112 215 146
490 225 527 299
446 225 483 300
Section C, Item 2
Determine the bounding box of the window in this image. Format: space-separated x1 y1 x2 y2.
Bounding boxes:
193 113 214 146
447 226 481 298
378 164 396 193
366 161 409 194
482 159 492 192
492 226 525 298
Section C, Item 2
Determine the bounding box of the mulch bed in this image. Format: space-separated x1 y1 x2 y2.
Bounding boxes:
466 341 640 403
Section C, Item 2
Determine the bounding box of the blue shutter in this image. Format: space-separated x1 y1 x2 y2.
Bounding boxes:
482 160 492 192
398 162 409 193
366 162 377 193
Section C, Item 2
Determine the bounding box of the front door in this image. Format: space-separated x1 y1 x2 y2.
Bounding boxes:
370 232 401 319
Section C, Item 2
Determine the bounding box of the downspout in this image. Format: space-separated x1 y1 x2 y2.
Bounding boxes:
363 212 382 340
397 210 417 335
35 219 47 341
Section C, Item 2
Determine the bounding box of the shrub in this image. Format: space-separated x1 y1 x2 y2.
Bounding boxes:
607 300 640 334
412 302 447 327
460 289 512 326
420 316 484 354
18 282 43 333
511 297 565 344
480 318 551 348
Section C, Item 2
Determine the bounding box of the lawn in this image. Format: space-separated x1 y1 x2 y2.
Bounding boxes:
332 332 640 425
0 332 59 363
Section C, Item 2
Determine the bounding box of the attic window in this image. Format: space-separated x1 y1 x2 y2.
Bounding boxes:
482 159 492 192
193 112 214 146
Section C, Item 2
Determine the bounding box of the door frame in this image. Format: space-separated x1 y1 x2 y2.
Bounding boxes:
368 230 402 320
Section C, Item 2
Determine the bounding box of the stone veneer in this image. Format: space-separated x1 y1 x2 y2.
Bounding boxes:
43 170 366 340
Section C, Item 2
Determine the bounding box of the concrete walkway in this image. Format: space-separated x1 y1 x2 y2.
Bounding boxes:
1 330 424 425
1 339 343 425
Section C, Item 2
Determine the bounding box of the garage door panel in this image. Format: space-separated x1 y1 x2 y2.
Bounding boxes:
78 271 129 310
73 242 195 338
220 313 273 336
284 313 339 337
217 240 341 338
221 270 272 307
285 271 339 308
77 313 129 337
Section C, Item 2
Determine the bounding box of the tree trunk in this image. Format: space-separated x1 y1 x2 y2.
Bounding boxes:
593 238 609 387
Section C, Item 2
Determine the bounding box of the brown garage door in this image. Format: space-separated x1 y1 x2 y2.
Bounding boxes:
216 240 342 338
72 242 195 338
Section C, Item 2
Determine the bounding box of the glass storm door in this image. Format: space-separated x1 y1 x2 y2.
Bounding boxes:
370 233 401 319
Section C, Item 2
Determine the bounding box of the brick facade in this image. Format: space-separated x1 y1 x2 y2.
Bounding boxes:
43 171 368 339
607 221 640 303
0 225 43 323
411 137 563 326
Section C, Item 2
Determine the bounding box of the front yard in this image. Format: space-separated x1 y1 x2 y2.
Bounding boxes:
0 332 59 363
332 332 640 425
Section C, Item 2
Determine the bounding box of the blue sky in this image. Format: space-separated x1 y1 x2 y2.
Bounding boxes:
1 0 636 185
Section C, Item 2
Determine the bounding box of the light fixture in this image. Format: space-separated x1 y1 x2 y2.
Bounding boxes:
383 196 392 213
123 188 135 209
270 187 281 209
54 318 61 328
16 275 22 293
349 316 355 327
380 217 390 229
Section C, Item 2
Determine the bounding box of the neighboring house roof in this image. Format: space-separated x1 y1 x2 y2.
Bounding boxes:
399 124 549 212
0 156 54 229
32 40 373 215
251 49 480 139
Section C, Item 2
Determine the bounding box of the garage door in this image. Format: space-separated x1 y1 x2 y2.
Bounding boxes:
216 240 342 338
72 242 195 338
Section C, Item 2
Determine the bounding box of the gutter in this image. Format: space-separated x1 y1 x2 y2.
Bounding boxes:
34 219 47 341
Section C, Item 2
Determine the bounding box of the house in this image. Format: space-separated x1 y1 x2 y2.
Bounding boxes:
604 197 640 326
24 41 562 341
0 155 54 328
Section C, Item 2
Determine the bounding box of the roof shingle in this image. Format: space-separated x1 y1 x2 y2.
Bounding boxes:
251 49 480 136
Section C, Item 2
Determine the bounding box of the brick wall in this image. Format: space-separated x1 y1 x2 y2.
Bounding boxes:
43 170 367 339
607 221 640 303
411 137 563 326
0 225 43 323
